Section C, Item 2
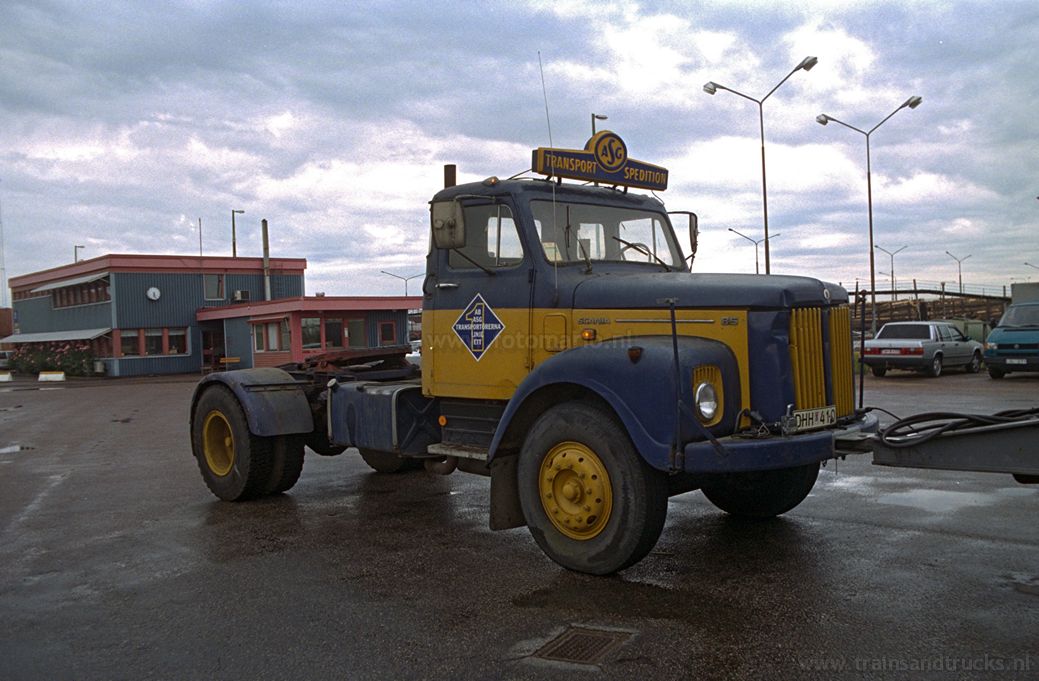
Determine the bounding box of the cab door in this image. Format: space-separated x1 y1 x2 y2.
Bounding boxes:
423 201 532 400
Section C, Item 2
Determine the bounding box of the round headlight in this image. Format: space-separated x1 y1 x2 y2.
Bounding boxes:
694 381 719 421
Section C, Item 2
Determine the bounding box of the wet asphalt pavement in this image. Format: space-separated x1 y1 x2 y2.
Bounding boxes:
1 371 1037 680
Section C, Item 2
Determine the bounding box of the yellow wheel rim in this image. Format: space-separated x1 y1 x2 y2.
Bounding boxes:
538 441 612 540
202 410 235 477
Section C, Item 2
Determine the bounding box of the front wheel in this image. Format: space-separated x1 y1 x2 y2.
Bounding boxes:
988 367 1006 379
965 352 981 374
517 401 668 575
926 354 943 378
191 386 273 501
701 462 820 518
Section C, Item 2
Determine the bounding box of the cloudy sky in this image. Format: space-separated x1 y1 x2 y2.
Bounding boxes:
1 0 1037 304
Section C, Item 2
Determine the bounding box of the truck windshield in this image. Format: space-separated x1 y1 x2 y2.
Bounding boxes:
876 324 930 340
999 304 1039 328
530 200 683 269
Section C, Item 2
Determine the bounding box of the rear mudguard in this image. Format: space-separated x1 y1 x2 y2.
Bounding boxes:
487 336 740 471
190 367 314 438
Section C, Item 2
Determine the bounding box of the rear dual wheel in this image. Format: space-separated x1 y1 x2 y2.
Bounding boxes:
518 402 668 575
192 387 304 500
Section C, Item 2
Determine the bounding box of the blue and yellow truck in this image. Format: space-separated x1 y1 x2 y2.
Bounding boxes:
189 132 879 574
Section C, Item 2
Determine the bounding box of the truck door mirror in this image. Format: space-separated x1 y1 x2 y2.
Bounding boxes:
431 200 465 249
667 210 698 266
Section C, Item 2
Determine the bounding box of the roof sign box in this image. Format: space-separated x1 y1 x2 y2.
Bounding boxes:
531 131 669 191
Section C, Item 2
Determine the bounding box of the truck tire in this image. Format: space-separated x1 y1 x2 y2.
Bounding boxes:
701 462 819 518
265 435 305 494
517 401 668 575
192 386 274 501
359 448 416 473
965 351 982 374
926 354 943 377
870 366 887 378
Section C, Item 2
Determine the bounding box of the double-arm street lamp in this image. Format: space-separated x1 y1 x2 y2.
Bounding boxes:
704 56 818 275
381 270 423 296
946 250 971 294
729 228 780 275
816 95 923 334
875 244 907 300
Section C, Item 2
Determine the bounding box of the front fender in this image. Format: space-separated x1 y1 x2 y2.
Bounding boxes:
190 367 314 438
488 336 740 471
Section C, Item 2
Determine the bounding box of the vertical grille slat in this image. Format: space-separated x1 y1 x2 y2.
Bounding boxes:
829 306 855 416
790 305 854 417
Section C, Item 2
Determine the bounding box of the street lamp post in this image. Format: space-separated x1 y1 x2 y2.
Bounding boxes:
816 95 923 335
74 245 85 262
380 270 423 296
1025 262 1039 271
703 56 818 275
231 209 244 257
591 113 608 136
728 228 780 275
945 250 971 294
875 244 907 300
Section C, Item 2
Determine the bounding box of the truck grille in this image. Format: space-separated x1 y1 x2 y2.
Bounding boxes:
789 305 855 418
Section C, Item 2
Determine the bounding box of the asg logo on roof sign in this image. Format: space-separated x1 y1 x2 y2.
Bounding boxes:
453 294 505 361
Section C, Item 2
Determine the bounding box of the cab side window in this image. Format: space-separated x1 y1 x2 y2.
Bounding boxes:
448 204 523 270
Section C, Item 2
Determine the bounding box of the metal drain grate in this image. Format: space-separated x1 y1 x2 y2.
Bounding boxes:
532 626 632 665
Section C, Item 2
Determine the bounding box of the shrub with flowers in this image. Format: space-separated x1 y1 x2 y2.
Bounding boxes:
11 341 94 376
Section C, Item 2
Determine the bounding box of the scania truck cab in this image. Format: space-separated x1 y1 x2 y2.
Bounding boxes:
190 131 878 574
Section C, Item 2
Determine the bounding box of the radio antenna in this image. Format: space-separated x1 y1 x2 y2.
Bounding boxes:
538 51 554 148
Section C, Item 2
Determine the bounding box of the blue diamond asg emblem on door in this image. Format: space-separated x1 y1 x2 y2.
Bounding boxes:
453 294 505 361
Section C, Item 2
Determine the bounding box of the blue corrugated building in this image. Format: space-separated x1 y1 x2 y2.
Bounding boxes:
4 254 419 376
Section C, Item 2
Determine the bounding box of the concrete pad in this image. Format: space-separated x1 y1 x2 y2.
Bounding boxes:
37 371 66 382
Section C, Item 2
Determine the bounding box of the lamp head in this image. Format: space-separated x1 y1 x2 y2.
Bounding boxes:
799 56 819 71
592 113 608 121
904 95 923 109
703 81 718 95
816 114 830 125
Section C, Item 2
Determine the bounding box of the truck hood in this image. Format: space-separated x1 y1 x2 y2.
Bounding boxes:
571 271 847 310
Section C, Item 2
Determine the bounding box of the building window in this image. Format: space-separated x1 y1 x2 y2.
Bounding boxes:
204 274 225 300
379 321 396 346
145 329 163 356
253 319 289 352
301 317 321 349
324 319 343 349
279 320 291 350
347 319 366 349
121 330 140 357
168 329 187 355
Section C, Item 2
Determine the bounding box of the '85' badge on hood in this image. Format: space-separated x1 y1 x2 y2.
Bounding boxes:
453 294 505 361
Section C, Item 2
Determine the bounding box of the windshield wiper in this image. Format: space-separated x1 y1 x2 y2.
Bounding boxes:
611 236 672 271
564 206 593 273
449 248 496 276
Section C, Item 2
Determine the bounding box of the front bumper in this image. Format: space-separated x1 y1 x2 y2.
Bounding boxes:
682 412 880 474
984 355 1039 372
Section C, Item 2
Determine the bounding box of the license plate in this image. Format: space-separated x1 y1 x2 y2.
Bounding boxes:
880 349 900 355
1007 358 1027 365
790 405 837 432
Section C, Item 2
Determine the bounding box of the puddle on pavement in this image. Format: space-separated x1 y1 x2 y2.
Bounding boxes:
877 489 994 513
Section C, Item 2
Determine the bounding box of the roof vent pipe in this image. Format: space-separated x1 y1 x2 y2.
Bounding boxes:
444 164 456 189
262 218 271 301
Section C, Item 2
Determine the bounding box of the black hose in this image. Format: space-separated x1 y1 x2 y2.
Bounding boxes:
878 407 1039 448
